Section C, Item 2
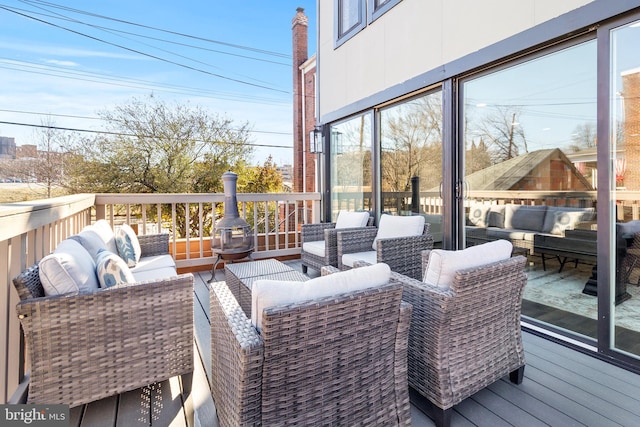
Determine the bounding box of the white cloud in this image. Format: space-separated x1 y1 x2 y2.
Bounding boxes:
0 41 145 60
43 59 79 67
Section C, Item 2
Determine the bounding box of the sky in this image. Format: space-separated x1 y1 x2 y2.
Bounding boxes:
0 0 317 166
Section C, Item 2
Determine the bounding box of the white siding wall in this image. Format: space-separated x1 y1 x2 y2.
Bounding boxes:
318 0 592 118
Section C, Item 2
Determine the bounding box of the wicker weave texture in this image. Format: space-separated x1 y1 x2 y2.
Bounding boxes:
137 233 171 257
338 223 433 280
210 279 412 426
15 271 194 407
392 252 527 411
300 220 375 273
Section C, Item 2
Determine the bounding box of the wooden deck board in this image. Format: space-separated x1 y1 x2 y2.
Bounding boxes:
66 262 640 427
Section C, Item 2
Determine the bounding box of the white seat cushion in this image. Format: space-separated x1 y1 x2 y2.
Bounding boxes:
130 254 176 274
341 251 377 268
372 214 425 250
424 240 513 289
335 210 370 229
302 240 326 257
251 262 391 330
132 266 178 283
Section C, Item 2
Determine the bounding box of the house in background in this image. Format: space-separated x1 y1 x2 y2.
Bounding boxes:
314 1 640 374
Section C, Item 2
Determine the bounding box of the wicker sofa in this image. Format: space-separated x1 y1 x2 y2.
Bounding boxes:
210 263 412 427
466 202 595 254
12 220 194 407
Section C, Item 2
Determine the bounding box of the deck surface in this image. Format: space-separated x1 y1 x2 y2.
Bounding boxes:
68 260 640 426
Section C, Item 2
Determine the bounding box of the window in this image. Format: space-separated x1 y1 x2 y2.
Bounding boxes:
368 0 402 23
335 0 365 48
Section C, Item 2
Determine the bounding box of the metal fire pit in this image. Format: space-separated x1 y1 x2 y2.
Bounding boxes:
209 171 254 281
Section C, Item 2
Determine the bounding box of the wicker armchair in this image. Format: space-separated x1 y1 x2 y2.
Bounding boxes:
300 213 374 273
12 235 194 408
210 267 412 427
388 251 527 427
338 222 433 280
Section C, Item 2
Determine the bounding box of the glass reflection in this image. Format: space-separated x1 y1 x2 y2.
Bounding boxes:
611 20 640 357
379 90 443 246
463 40 600 339
330 114 372 218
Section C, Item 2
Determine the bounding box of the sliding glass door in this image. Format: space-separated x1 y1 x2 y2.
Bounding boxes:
610 18 640 357
461 40 600 339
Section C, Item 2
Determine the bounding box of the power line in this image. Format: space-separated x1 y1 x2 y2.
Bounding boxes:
0 58 289 105
0 5 290 94
18 0 291 59
0 119 294 141
7 3 291 67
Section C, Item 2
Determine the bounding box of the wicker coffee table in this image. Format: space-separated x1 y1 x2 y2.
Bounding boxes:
225 259 309 315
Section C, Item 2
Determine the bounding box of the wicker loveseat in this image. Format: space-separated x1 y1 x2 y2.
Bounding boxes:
210 263 412 427
12 220 194 407
388 242 527 427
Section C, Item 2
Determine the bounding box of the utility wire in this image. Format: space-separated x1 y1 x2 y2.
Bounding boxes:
0 5 290 94
0 58 289 104
7 2 284 87
6 3 290 66
0 120 294 146
18 0 291 58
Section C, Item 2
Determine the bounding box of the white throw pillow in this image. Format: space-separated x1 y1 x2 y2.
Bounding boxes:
335 211 370 229
424 240 513 289
39 238 100 296
115 224 142 267
251 262 391 331
95 249 135 288
372 214 425 250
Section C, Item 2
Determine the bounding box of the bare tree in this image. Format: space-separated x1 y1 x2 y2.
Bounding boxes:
380 94 443 192
472 106 528 162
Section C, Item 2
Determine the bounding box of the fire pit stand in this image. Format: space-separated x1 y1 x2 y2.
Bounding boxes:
209 171 254 282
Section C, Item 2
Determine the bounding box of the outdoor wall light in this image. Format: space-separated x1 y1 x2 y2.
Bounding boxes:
310 125 323 153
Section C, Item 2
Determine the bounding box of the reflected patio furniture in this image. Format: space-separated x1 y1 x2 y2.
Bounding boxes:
209 266 412 427
378 250 528 427
534 229 597 272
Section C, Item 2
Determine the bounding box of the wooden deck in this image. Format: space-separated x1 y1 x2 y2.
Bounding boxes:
67 261 640 426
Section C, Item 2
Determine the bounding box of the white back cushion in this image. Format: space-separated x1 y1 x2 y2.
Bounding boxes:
39 238 99 296
372 214 425 250
251 262 391 331
424 240 513 289
335 211 370 229
91 219 119 254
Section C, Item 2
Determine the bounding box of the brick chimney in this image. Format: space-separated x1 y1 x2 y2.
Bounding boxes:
292 7 308 193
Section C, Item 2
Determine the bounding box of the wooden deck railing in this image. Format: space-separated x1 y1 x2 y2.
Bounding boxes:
0 191 320 404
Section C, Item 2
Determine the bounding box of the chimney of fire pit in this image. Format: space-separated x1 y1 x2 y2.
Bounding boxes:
216 171 246 228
